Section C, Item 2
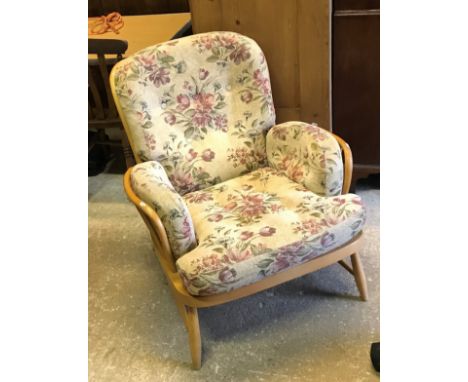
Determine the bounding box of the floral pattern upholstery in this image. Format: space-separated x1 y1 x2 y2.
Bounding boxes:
266 122 344 196
176 167 365 296
113 32 366 295
130 161 197 258
112 32 275 195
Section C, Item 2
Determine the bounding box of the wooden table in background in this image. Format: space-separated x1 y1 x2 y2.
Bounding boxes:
88 13 190 170
88 13 191 57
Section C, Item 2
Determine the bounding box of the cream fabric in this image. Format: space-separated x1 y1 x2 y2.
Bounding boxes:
267 122 344 196
113 32 275 195
176 167 365 296
131 161 197 258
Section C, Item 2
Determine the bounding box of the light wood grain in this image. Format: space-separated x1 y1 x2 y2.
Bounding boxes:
185 306 202 369
88 13 191 58
351 253 368 301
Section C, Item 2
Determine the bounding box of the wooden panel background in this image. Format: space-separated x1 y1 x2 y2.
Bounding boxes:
189 0 332 130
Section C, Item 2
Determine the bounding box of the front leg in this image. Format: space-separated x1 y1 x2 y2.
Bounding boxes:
185 306 202 369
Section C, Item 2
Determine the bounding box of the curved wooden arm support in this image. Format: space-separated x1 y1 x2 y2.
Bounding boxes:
124 168 176 270
332 133 353 194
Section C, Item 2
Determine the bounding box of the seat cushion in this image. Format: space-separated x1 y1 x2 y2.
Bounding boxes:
176 167 365 296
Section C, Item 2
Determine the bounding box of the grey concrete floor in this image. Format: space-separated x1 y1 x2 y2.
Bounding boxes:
89 173 380 381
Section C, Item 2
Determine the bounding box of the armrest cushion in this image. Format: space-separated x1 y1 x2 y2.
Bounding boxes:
131 161 197 258
266 121 343 196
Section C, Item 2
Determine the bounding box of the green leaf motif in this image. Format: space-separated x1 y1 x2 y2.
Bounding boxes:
184 126 195 139
185 109 196 117
257 258 274 269
191 277 207 288
206 56 219 63
173 61 187 74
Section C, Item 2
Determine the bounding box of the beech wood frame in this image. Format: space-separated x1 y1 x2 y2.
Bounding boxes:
111 66 368 370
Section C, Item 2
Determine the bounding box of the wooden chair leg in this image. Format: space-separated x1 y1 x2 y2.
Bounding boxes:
350 253 368 301
185 306 202 369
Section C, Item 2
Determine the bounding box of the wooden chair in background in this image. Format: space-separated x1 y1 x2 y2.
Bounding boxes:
88 38 135 170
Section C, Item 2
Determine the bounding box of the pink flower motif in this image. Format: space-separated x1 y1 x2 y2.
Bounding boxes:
289 166 304 183
229 43 251 64
295 219 323 235
169 170 195 194
272 127 288 141
143 131 156 151
270 204 282 213
270 253 294 273
185 148 198 161
224 201 237 211
239 194 266 217
149 67 170 87
192 111 212 128
220 35 237 48
214 114 228 132
259 226 276 237
137 54 156 69
253 69 271 95
185 191 212 204
199 68 209 80
239 231 254 241
225 248 252 263
208 214 223 222
201 149 215 162
202 255 221 270
305 124 327 141
164 113 176 125
333 197 346 206
322 217 340 227
197 36 214 50
176 94 190 110
320 233 335 248
240 90 253 103
194 93 215 112
181 216 193 239
218 268 237 283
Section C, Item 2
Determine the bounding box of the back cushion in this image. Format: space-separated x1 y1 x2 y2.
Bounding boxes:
112 32 276 195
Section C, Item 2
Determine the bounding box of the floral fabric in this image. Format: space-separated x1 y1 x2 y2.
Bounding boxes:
176 167 365 296
266 121 344 196
131 161 197 258
112 32 276 195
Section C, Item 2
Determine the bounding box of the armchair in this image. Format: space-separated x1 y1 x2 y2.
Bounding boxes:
110 32 367 369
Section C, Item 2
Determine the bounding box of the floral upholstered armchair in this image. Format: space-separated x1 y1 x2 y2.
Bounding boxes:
110 32 368 369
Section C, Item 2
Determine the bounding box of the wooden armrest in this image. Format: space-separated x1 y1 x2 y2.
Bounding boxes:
332 133 353 194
